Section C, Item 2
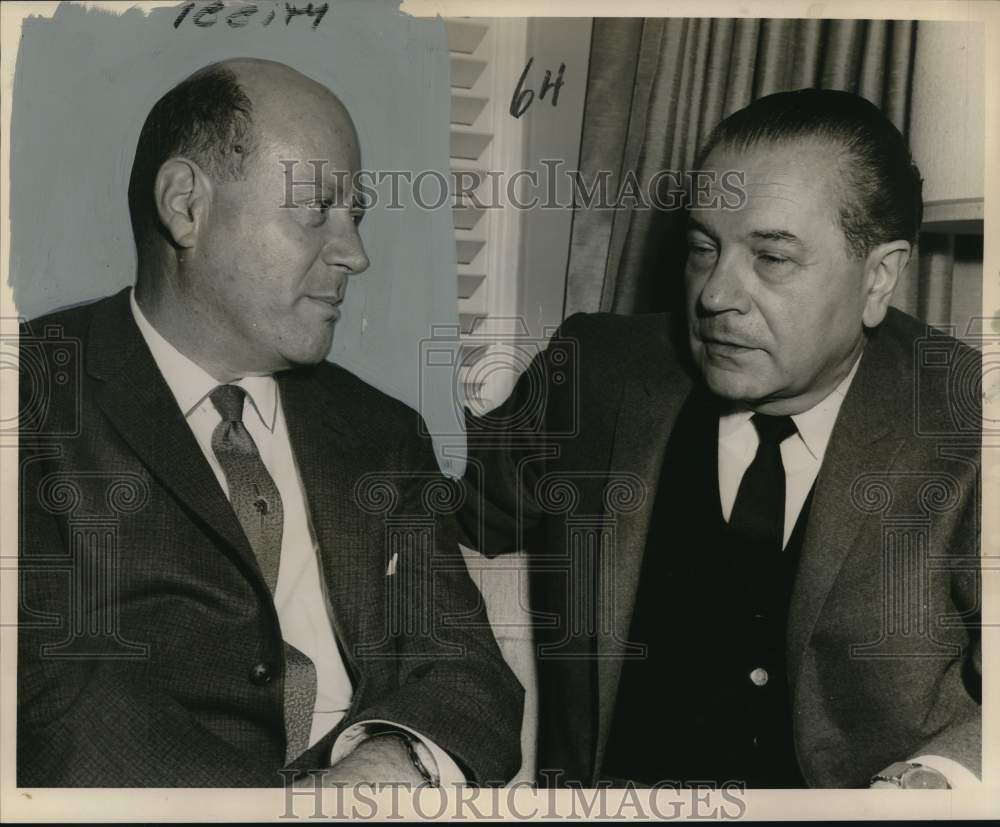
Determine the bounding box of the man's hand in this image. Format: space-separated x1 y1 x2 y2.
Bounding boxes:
294 734 427 788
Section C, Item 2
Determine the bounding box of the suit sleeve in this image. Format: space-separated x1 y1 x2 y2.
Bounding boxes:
332 417 525 785
457 314 585 556
17 494 282 787
904 477 982 777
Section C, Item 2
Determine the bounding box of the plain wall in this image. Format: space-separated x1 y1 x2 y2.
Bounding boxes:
910 21 985 203
515 18 594 343
9 0 464 467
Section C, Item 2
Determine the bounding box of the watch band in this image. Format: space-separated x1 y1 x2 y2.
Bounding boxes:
364 729 441 786
870 761 951 789
401 735 441 787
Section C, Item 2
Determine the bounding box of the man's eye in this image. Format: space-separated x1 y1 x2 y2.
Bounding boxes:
303 199 333 225
304 197 365 227
756 253 791 266
351 194 369 226
687 242 716 257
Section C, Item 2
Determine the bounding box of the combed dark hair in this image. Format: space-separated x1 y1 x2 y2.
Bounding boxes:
128 62 256 245
694 88 923 258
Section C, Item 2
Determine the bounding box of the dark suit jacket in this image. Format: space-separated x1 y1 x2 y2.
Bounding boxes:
460 307 981 788
18 287 523 787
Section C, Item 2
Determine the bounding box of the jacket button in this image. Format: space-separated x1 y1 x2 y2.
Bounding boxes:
749 667 769 686
249 662 273 685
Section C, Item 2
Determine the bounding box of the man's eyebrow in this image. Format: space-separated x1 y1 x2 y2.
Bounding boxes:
304 175 365 209
749 229 804 246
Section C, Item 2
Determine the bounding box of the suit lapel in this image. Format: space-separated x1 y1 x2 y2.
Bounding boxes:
90 289 379 675
593 331 693 777
278 368 374 668
786 329 908 688
88 289 261 578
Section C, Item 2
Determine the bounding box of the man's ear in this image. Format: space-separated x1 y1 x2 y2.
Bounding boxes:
153 158 212 249
861 239 911 328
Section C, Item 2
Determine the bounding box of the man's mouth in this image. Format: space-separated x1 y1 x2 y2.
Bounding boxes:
307 295 343 320
696 331 761 358
698 333 755 350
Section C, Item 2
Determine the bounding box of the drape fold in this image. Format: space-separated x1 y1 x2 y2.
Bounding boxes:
564 18 922 318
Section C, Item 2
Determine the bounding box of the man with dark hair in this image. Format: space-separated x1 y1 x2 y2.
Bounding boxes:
18 58 522 787
691 89 924 259
460 88 981 788
127 63 259 247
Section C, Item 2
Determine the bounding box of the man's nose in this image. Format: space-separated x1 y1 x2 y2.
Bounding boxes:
697 249 750 315
322 222 370 276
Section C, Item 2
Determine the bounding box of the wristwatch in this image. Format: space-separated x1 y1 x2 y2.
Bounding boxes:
402 735 441 787
870 762 951 789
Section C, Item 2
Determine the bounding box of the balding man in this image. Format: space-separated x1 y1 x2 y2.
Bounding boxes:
18 59 522 787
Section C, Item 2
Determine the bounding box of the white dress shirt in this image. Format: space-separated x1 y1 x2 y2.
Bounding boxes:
130 290 462 783
718 357 862 549
716 353 978 788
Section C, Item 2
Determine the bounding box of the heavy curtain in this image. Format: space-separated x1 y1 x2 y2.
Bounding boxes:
563 18 920 317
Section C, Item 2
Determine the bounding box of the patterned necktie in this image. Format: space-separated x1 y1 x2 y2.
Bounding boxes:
728 413 797 552
209 384 316 763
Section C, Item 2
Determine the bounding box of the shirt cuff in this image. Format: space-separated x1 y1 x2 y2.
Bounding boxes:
330 719 467 785
911 754 981 789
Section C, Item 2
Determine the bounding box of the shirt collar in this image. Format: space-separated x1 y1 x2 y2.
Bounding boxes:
717 352 863 460
791 355 861 460
129 288 277 431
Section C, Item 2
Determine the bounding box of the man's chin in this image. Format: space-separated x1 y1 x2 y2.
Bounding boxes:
700 363 770 405
282 331 336 368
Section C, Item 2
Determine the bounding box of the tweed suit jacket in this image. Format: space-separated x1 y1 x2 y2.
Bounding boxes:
18 287 523 787
460 307 981 788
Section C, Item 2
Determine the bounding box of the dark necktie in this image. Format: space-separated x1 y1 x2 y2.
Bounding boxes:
728 413 797 552
209 384 317 763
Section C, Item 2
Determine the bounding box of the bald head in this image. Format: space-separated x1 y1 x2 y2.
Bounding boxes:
127 58 356 254
225 57 354 134
222 59 357 174
129 57 369 380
